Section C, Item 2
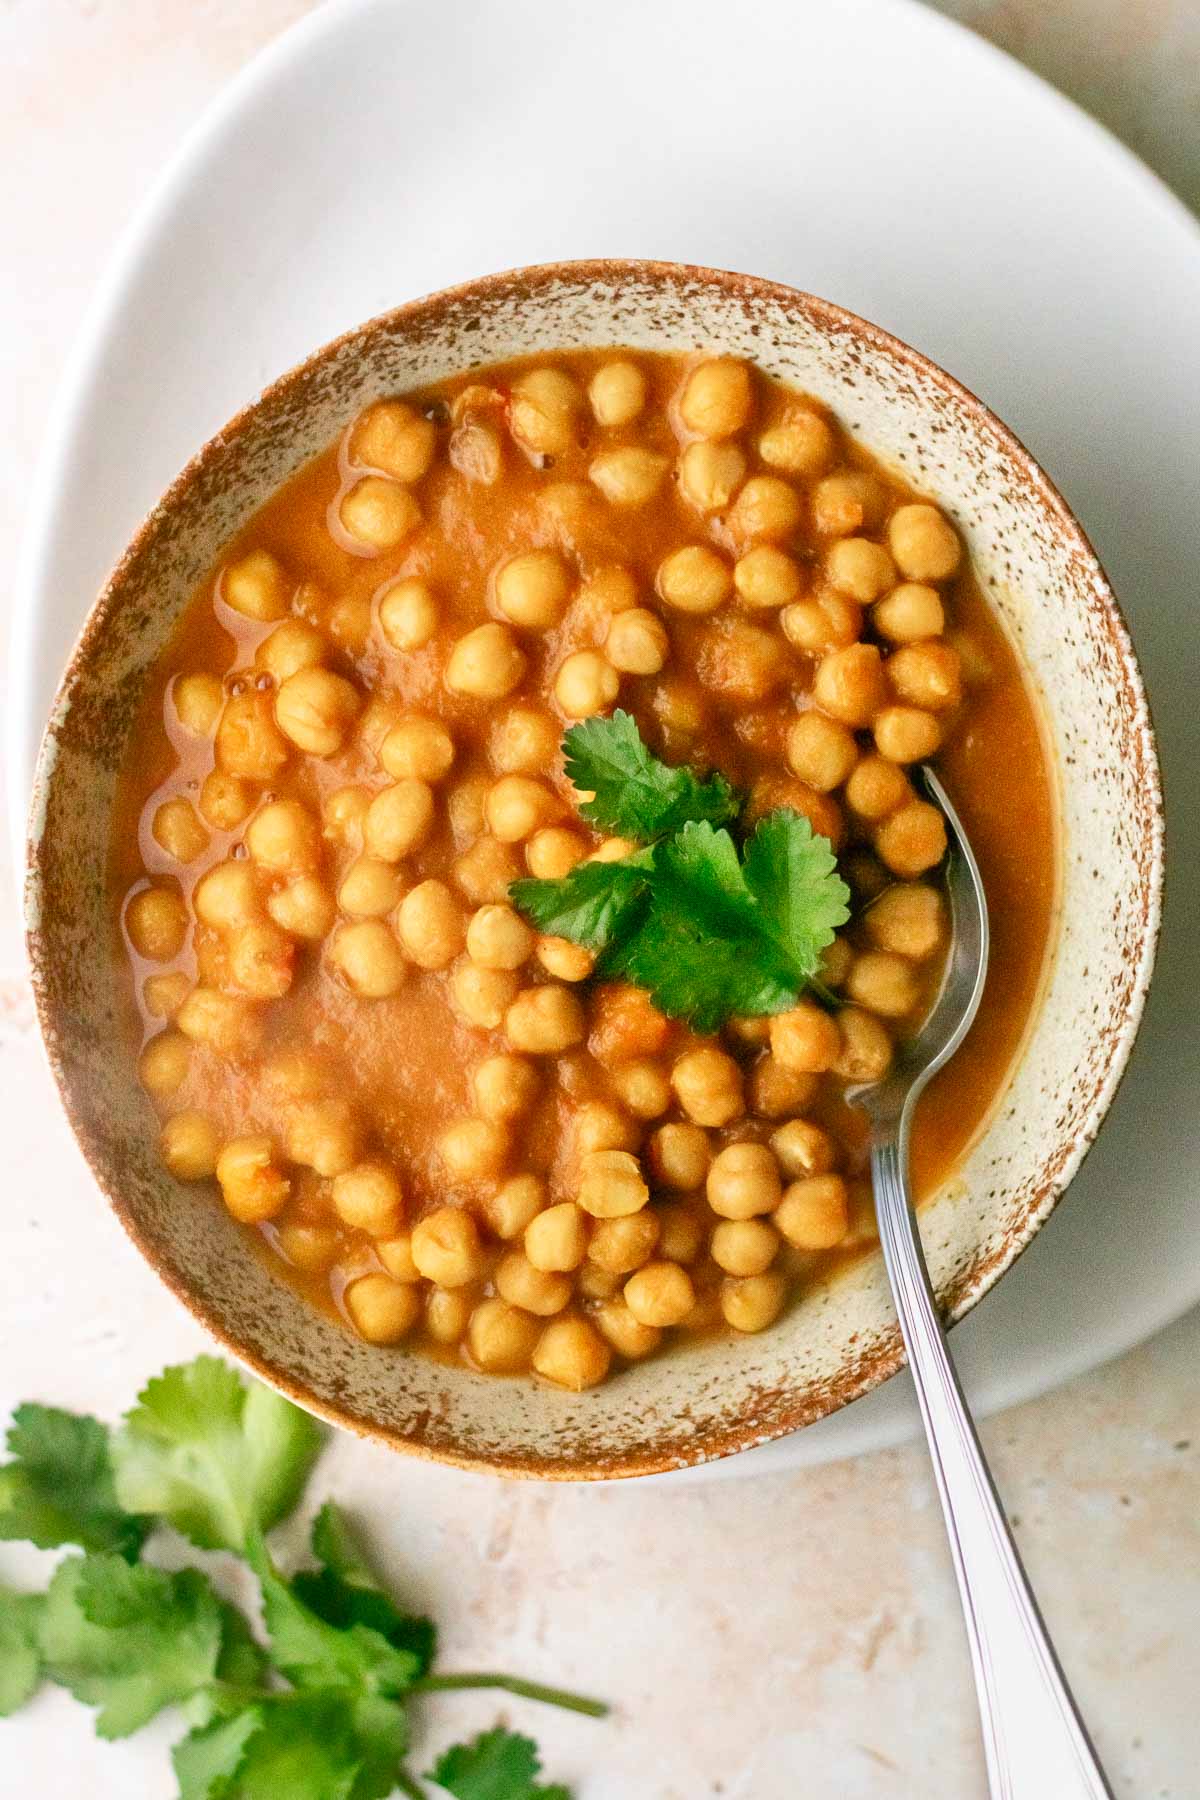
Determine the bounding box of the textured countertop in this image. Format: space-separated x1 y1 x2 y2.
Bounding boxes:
1 4 1198 1796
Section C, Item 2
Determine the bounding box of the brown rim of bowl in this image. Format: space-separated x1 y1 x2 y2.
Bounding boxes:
25 258 1165 1479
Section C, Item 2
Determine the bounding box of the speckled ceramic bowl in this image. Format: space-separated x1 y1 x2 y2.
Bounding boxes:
25 261 1163 1479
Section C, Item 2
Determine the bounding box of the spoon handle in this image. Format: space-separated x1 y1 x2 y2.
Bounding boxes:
871 1135 1115 1800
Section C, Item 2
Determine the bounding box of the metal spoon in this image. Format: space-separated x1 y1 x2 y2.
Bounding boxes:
846 766 1114 1800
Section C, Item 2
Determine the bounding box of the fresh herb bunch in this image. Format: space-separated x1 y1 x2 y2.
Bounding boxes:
510 711 851 1032
0 1356 605 1798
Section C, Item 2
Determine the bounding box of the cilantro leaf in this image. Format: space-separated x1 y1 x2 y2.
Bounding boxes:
174 1704 265 1800
112 1357 324 1552
0 1403 146 1560
0 1584 44 1716
509 856 651 952
248 1534 418 1699
38 1554 223 1738
741 810 851 972
174 1691 408 1800
563 710 738 839
607 823 801 1030
429 1727 570 1800
292 1503 436 1677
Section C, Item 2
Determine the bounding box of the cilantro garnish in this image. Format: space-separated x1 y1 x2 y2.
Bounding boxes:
510 715 850 1029
0 1357 605 1797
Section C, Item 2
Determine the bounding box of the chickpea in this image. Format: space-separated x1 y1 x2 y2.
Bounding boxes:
887 641 963 712
769 1002 841 1074
495 1251 570 1317
332 1161 403 1234
443 781 486 848
574 1100 639 1157
846 950 920 1018
866 883 945 958
510 367 580 456
199 770 254 832
624 1260 695 1328
466 904 533 971
824 536 896 603
610 1058 671 1120
505 984 585 1054
590 446 669 508
338 857 404 919
425 1286 474 1345
217 691 290 780
770 1119 837 1181
173 672 224 735
276 666 361 756
654 1202 705 1263
874 582 944 643
780 592 863 654
332 594 375 656
874 705 941 764
376 1233 419 1280
594 1300 662 1359
577 563 640 623
364 780 435 861
445 622 527 700
484 1172 546 1240
450 416 504 486
222 549 290 621
525 1201 589 1272
726 475 802 544
720 1270 787 1332
216 1135 290 1223
346 1275 422 1345
378 577 439 651
706 1142 782 1219
734 545 803 611
588 359 646 426
776 1174 850 1249
648 1122 711 1192
356 692 401 757
588 982 671 1064
577 1148 649 1218
339 477 421 551
275 1224 340 1272
833 1007 894 1082
811 471 883 536
450 958 519 1029
656 545 731 615
758 408 834 475
438 1117 509 1182
533 939 591 987
671 1047 743 1127
228 920 294 999
875 799 947 877
322 785 369 850
150 797 208 865
138 1031 191 1098
845 754 911 821
696 618 784 703
255 619 326 684
485 774 560 843
888 503 961 581
396 880 465 969
679 358 752 438
588 1210 660 1275
490 706 560 774
268 875 336 940
327 919 407 998
246 799 321 874
126 885 188 960
453 835 521 904
846 851 891 902
603 607 669 676
749 1055 817 1120
554 650 619 718
351 399 437 483
468 1297 542 1373
494 550 571 630
143 971 190 1020
533 1315 612 1389
578 1263 622 1300
711 1217 779 1276
176 986 263 1059
411 1205 486 1287
286 1099 359 1178
587 835 639 863
379 715 455 784
727 1014 772 1047
472 1053 539 1122
813 643 888 727
785 712 858 792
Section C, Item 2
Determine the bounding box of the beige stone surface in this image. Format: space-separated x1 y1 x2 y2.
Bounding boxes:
1 3 1198 1795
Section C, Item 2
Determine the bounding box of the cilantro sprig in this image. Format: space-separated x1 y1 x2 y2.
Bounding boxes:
512 713 850 1029
0 1359 605 1798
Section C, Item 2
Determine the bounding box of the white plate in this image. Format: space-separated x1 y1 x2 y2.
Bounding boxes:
10 0 1199 1479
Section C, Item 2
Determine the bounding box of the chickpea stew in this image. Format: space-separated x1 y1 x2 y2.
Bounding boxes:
112 348 1057 1393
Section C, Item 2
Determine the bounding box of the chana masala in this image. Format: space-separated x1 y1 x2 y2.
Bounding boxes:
112 348 1057 1393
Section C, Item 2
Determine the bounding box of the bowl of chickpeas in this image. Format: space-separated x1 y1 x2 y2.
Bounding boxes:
25 260 1161 1477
